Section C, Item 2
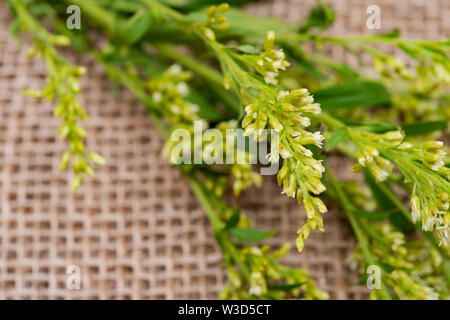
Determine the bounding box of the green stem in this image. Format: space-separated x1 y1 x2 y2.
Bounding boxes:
61 0 116 34
322 35 446 46
317 112 345 129
188 176 251 278
326 164 392 300
139 0 185 23
220 233 251 279
293 33 447 47
188 176 224 232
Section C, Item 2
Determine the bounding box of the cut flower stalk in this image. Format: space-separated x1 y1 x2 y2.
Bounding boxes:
7 0 450 299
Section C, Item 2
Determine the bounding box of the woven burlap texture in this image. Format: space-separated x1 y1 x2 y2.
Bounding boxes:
0 0 448 299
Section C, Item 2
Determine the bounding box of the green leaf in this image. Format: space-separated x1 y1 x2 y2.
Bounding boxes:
161 0 257 10
363 171 413 233
224 210 240 230
281 45 327 80
236 44 260 54
358 268 369 285
325 127 349 152
226 9 295 42
186 8 295 43
299 1 335 33
421 44 449 60
379 29 401 38
314 81 391 110
9 19 20 37
230 228 275 242
267 282 304 291
111 0 142 13
332 116 397 133
158 0 191 6
401 121 447 136
398 44 420 60
121 10 152 45
351 208 391 221
28 3 55 16
186 87 225 121
329 63 359 79
363 171 396 212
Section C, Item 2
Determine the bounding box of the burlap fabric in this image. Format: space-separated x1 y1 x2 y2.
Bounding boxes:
0 0 448 300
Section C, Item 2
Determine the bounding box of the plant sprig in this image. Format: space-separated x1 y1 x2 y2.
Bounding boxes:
9 0 105 191
9 0 450 300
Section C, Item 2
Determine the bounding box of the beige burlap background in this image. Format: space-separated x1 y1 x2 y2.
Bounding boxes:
0 0 448 299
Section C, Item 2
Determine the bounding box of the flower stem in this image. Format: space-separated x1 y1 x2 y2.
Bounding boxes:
188 175 251 278
61 0 115 34
188 176 224 232
326 164 392 300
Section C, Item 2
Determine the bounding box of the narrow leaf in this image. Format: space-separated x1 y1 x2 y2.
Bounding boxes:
121 10 152 45
332 116 397 133
186 9 295 43
314 81 391 110
267 282 304 291
351 208 391 221
325 127 349 152
236 44 260 54
230 228 275 242
224 210 240 230
363 171 413 233
379 29 401 38
401 121 447 136
299 2 335 32
398 44 420 60
186 87 225 121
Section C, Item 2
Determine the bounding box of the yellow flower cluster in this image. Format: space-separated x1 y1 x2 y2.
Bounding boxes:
201 3 230 41
148 64 199 124
253 31 290 84
220 244 328 300
351 130 403 182
241 87 326 252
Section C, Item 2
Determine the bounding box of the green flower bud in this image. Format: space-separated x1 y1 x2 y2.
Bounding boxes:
304 200 317 220
217 3 229 13
280 102 295 112
71 175 83 192
264 30 275 52
88 152 106 166
52 35 70 46
241 115 253 127
223 74 232 90
296 236 305 252
277 165 289 186
216 22 229 31
268 115 283 131
271 243 291 259
207 6 216 18
312 197 327 214
60 151 71 170
203 27 216 41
